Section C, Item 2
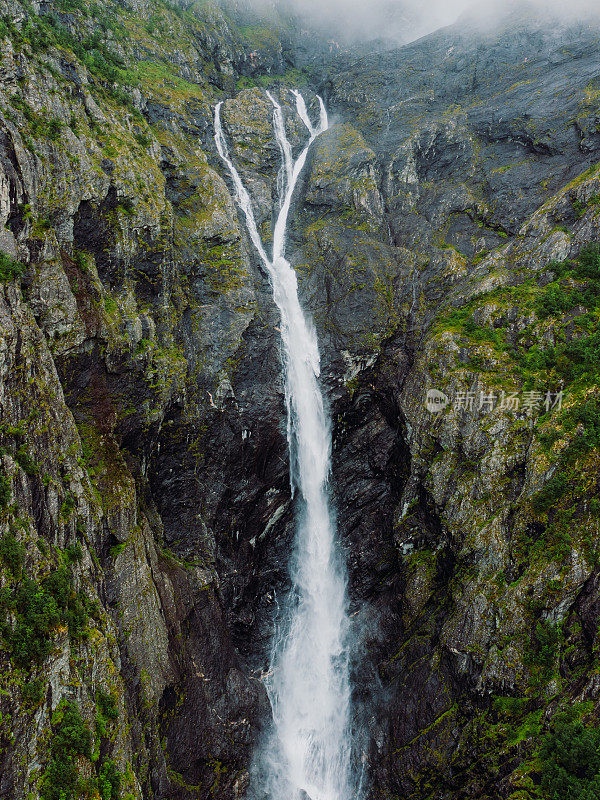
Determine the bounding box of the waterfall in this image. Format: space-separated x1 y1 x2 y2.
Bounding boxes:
214 94 354 800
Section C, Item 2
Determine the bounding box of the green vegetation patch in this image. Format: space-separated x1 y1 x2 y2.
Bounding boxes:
15 444 39 476
9 93 63 140
0 472 10 508
540 711 600 799
125 60 206 103
40 695 122 800
4 12 139 114
0 530 25 577
0 251 26 282
77 420 134 511
236 67 311 91
200 241 247 294
412 691 600 800
21 677 46 708
434 243 600 562
0 564 94 666
41 699 92 800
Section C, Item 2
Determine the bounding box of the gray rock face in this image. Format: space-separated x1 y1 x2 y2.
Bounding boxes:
2 2 600 799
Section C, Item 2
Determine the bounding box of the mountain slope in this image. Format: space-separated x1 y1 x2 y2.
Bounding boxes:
1 2 600 799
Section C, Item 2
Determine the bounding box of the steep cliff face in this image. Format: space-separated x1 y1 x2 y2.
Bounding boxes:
0 2 286 798
310 9 600 799
1 1 600 799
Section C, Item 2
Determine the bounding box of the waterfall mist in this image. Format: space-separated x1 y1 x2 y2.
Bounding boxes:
215 94 357 800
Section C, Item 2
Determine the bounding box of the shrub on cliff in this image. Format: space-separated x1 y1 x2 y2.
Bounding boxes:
0 252 25 282
0 473 10 508
0 531 25 577
40 699 91 800
0 565 92 666
541 713 600 799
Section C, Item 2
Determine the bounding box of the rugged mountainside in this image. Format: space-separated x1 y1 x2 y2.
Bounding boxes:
1 1 600 799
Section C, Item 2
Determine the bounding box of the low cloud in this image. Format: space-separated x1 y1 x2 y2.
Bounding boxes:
294 0 470 39
242 0 600 43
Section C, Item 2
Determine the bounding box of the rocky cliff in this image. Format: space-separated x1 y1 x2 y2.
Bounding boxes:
1 1 600 799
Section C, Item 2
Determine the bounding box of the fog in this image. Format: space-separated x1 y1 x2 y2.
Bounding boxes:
284 0 471 40
239 0 600 43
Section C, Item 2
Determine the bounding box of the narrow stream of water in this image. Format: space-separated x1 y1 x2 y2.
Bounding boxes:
215 92 353 800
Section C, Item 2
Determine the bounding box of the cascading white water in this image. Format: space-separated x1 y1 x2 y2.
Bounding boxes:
266 91 294 198
214 94 353 800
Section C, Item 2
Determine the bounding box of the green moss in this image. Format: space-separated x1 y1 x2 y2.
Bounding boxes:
64 542 83 563
95 688 119 747
60 491 77 519
109 542 126 559
96 689 118 721
209 757 227 796
15 445 38 476
493 696 529 718
125 59 206 103
202 242 247 293
409 689 600 800
103 296 119 316
573 195 600 219
238 23 282 49
236 66 311 91
76 420 133 511
9 93 63 141
426 241 600 580
510 710 544 746
13 12 140 114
